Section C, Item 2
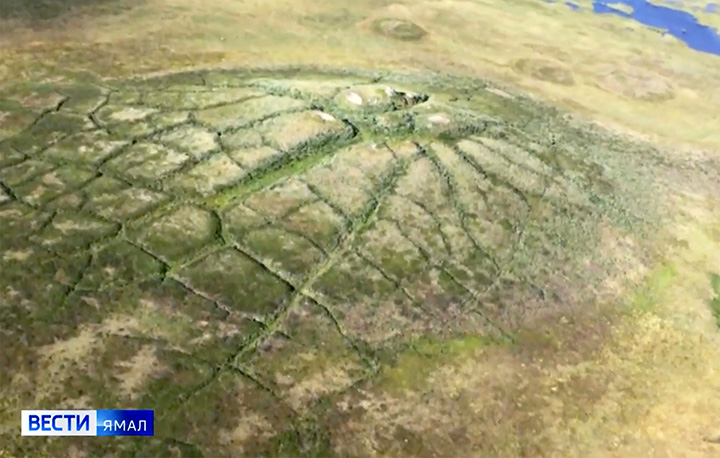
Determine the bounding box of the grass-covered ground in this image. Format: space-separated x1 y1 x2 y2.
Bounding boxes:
1 1 719 457
1 67 717 457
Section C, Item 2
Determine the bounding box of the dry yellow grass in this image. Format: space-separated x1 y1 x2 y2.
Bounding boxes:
1 1 719 456
2 0 719 152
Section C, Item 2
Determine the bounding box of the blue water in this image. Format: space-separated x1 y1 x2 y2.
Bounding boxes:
589 0 720 56
705 2 719 13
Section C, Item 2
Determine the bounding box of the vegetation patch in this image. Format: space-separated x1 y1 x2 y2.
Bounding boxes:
371 18 428 41
629 263 677 314
0 68 677 457
709 272 720 328
378 334 507 394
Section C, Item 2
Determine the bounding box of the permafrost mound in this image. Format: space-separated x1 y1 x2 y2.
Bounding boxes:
0 68 665 456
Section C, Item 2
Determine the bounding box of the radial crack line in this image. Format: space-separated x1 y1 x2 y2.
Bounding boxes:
229 154 415 367
449 141 531 208
303 294 379 372
401 195 454 258
353 248 441 321
420 145 502 273
387 217 512 338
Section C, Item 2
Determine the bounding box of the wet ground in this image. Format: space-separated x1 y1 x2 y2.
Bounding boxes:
1 1 719 457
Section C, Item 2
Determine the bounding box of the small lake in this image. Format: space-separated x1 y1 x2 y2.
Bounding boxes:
561 0 720 56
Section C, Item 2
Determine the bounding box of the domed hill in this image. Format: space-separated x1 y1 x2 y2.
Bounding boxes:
0 68 668 456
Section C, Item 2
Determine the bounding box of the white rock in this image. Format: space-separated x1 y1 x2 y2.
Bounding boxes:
346 92 363 105
486 87 514 99
428 113 451 125
315 111 336 122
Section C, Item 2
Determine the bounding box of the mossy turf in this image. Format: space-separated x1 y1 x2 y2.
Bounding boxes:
710 273 720 328
0 67 672 456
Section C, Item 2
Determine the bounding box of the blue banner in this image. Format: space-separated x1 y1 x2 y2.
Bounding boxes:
96 410 154 436
21 410 154 436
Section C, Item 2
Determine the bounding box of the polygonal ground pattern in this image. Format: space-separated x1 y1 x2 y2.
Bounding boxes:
0 69 639 457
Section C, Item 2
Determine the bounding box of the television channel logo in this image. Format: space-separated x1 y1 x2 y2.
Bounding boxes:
21 410 154 436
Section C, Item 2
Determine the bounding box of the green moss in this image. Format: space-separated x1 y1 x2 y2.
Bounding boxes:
314 252 398 301
258 109 354 151
104 142 188 185
14 165 95 206
243 303 366 401
100 110 189 138
59 84 107 114
0 68 675 457
136 308 195 345
0 145 26 168
709 273 720 328
86 184 167 222
629 263 677 314
132 205 217 263
195 95 307 130
372 111 415 136
43 130 127 165
376 246 426 280
243 228 325 280
262 419 333 458
0 160 55 186
30 211 118 250
142 86 262 110
210 133 357 209
0 251 94 332
283 201 345 252
221 203 268 241
126 280 263 364
7 112 92 155
154 370 296 457
79 241 163 290
380 334 506 393
176 248 293 315
127 437 204 458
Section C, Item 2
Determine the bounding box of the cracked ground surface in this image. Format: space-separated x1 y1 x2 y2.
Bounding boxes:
1 68 719 457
